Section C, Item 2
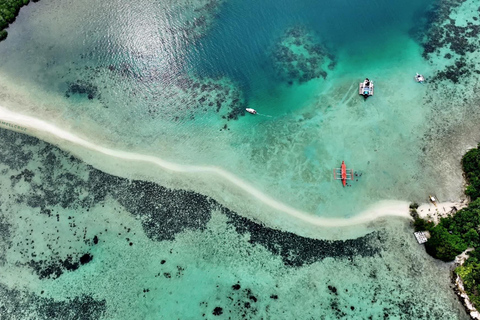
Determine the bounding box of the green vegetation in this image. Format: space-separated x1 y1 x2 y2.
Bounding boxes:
410 202 435 232
414 144 480 307
0 0 38 41
463 145 480 201
456 251 480 308
419 198 480 262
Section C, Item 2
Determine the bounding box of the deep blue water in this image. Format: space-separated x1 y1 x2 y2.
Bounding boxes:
191 0 434 91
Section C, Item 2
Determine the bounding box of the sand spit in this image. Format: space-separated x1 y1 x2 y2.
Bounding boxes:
0 105 413 234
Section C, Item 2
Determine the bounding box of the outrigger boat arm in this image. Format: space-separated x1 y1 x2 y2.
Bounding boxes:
333 161 354 187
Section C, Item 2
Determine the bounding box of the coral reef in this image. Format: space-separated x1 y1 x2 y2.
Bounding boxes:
0 282 106 320
418 0 480 84
270 26 335 84
57 59 246 129
0 127 380 283
180 0 224 42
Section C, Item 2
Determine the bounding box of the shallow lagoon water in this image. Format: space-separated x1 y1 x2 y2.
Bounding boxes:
0 128 469 319
0 0 455 218
1 0 480 318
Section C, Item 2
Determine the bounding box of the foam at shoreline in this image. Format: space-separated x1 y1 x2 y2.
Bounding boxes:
0 104 412 233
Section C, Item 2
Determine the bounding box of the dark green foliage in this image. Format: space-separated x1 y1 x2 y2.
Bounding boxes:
440 199 480 237
413 217 433 232
409 202 419 210
422 144 480 307
462 144 480 201
425 224 467 261
0 0 35 42
456 259 480 308
423 198 480 261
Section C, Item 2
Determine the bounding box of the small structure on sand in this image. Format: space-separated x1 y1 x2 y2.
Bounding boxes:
414 231 429 244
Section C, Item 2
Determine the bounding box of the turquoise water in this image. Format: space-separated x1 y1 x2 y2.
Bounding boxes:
1 0 480 318
0 128 469 319
0 0 452 218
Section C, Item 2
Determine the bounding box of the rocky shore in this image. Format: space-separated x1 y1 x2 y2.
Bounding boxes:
416 201 480 319
454 250 480 320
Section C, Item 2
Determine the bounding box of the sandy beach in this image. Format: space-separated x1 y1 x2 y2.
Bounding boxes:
0 104 415 230
417 200 469 224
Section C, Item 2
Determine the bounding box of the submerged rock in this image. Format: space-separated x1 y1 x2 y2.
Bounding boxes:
80 253 93 265
270 26 336 84
0 282 106 320
222 205 380 267
212 307 223 316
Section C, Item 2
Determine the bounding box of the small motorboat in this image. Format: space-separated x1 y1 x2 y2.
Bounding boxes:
429 195 437 207
359 78 374 99
415 73 425 83
246 108 257 115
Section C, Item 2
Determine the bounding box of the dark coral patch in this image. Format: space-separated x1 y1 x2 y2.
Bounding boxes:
212 307 223 315
114 179 214 241
65 80 99 100
0 211 12 264
418 0 480 84
222 206 380 267
80 253 93 265
271 26 335 84
0 127 379 276
0 282 106 320
27 253 93 280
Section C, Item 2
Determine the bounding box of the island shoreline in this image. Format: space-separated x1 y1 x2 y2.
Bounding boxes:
0 0 40 41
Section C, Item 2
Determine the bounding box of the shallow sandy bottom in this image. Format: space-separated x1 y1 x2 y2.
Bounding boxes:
0 127 469 319
0 104 416 239
1 0 480 318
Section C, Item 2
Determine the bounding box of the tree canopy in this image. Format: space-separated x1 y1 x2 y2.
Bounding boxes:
416 144 480 308
0 0 39 41
463 144 480 201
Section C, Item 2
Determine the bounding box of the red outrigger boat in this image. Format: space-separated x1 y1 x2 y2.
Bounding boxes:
333 161 354 187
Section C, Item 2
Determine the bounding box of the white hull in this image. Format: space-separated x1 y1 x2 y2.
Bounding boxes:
359 79 374 97
415 73 425 83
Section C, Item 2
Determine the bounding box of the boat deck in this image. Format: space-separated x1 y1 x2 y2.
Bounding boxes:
359 82 374 96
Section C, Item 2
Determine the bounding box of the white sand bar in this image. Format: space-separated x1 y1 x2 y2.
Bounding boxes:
0 105 414 239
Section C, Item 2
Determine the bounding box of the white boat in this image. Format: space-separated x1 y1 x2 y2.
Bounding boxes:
246 108 257 115
415 73 425 83
359 78 374 99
